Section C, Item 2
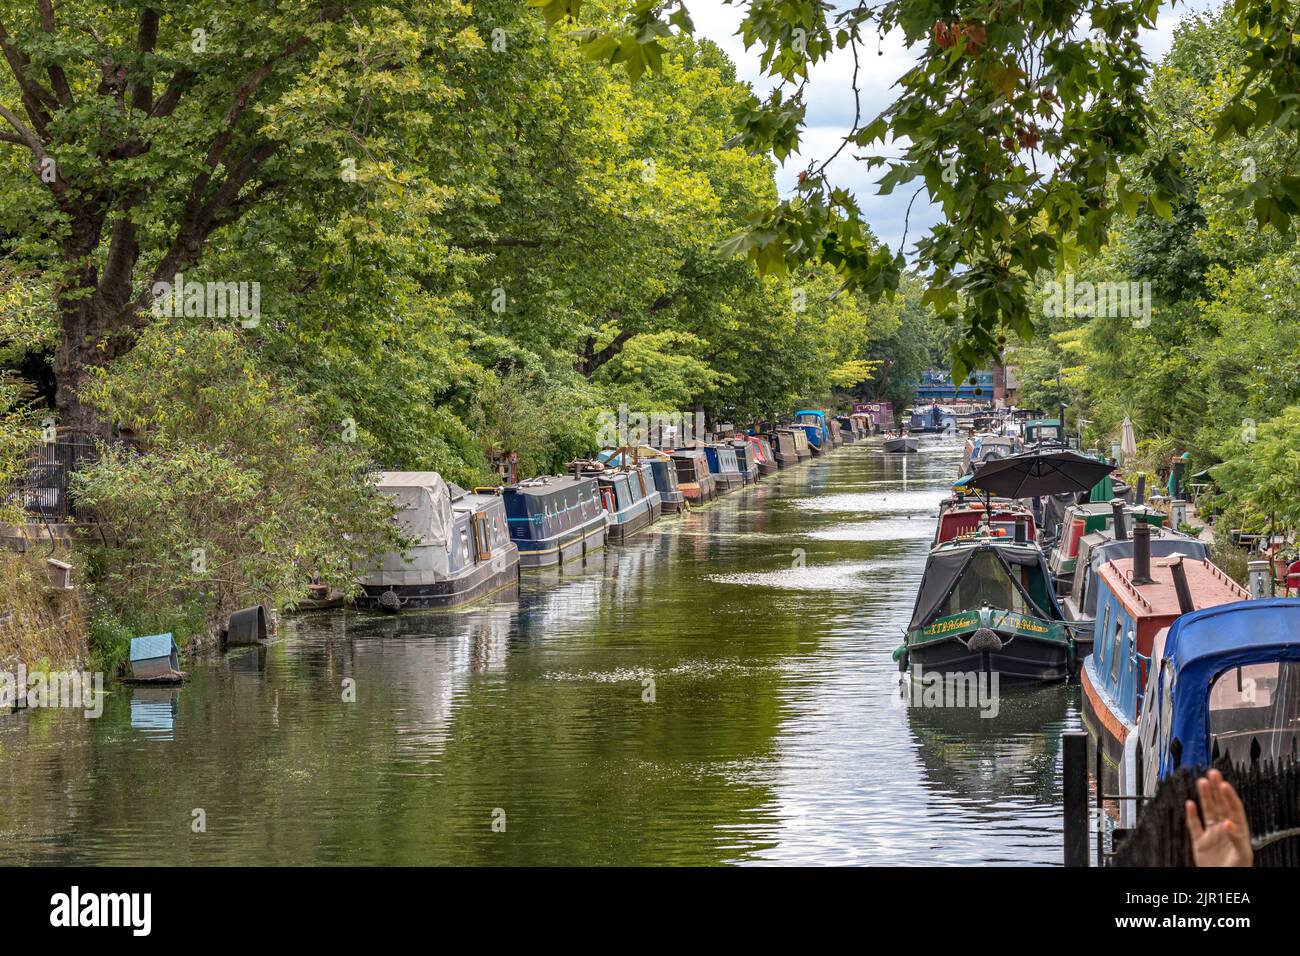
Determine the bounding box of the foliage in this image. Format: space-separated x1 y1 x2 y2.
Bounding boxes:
71 322 404 652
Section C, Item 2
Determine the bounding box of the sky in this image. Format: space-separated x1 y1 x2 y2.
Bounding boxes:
688 0 1224 255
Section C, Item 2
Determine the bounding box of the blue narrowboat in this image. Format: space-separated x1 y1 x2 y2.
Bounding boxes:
500 475 607 569
704 444 744 493
646 457 684 513
1131 599 1300 801
596 463 662 543
1080 527 1251 799
793 409 829 453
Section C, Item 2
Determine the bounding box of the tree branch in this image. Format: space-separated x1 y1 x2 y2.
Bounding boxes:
35 0 73 107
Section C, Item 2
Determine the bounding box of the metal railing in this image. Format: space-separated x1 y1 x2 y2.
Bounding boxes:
5 430 100 521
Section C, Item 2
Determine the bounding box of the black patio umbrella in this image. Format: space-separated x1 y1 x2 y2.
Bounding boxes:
971 450 1116 500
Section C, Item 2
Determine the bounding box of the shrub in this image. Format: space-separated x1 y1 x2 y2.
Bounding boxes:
72 322 404 659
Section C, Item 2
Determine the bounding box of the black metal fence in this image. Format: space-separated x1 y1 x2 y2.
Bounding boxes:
5 431 99 521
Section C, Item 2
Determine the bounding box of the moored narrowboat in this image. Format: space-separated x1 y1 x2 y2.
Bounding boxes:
1080 527 1251 777
1047 499 1166 594
730 440 758 484
704 444 744 493
1062 524 1210 655
899 526 1073 683
357 472 520 611
670 448 716 503
500 475 607 569
594 462 662 543
744 435 779 476
646 456 684 513
933 497 1037 546
793 409 830 453
1128 599 1300 805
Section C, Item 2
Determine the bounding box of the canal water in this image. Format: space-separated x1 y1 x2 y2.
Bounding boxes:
0 436 1082 865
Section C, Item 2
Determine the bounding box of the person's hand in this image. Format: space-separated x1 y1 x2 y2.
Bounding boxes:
1185 769 1253 867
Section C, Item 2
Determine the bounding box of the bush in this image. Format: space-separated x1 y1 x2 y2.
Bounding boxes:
72 322 404 657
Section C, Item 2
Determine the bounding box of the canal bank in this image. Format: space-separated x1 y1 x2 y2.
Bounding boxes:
0 436 1082 865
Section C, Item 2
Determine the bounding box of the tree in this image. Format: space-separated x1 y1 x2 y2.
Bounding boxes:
0 1 477 434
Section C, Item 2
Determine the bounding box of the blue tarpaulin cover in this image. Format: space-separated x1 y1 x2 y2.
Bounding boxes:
1161 599 1300 775
130 633 177 662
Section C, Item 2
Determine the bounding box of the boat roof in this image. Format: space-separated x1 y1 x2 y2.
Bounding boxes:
1098 556 1250 619
375 471 445 490
1024 419 1062 428
504 475 596 495
1158 598 1300 771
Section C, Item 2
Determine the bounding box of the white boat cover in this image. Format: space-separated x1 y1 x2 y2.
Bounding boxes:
362 472 455 585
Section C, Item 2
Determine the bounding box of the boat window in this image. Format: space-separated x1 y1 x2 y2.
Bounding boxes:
937 551 1030 618
1110 615 1124 682
1097 602 1110 669
1208 661 1300 766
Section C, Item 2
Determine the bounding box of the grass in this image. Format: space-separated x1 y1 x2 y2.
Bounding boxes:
0 549 87 671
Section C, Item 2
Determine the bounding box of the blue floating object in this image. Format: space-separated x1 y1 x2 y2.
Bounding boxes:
129 633 180 682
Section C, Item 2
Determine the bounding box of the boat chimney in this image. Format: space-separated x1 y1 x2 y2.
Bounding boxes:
1110 498 1128 540
1015 516 1028 544
1135 474 1147 504
1169 558 1196 615
1132 520 1154 585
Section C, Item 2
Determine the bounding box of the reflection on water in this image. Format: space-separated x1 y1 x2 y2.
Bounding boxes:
0 435 1079 865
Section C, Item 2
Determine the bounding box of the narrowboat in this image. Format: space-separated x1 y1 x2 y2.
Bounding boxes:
500 475 607 569
883 435 919 453
770 428 801 466
729 440 754 484
899 525 1074 683
646 456 685 513
1022 418 1068 448
670 449 716 503
793 409 830 453
1062 523 1210 654
744 435 779 476
704 444 744 493
933 497 1037 546
1080 526 1251 777
959 433 1020 477
595 462 662 543
828 417 844 447
789 427 812 460
599 447 685 514
835 415 859 442
1127 599 1300 807
909 405 958 434
357 472 520 611
1046 499 1166 593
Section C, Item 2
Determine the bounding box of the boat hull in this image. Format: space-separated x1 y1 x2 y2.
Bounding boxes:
607 505 654 543
516 519 607 569
907 631 1072 683
1080 655 1132 772
356 551 520 610
883 437 919 453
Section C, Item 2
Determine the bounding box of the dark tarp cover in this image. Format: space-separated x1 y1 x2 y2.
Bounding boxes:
908 541 1062 632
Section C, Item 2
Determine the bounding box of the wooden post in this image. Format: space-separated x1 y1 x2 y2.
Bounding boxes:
1063 730 1089 867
